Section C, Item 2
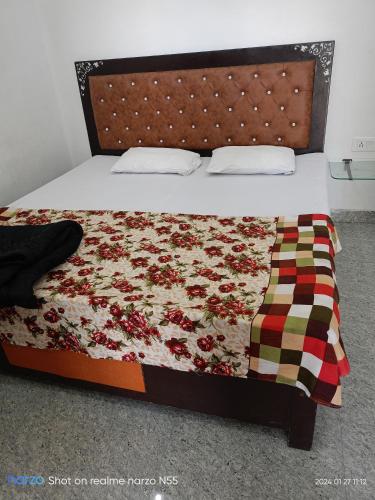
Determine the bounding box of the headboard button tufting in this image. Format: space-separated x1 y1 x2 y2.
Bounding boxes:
88 58 316 151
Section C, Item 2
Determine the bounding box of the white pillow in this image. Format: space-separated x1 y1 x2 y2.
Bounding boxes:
206 146 296 175
111 147 202 175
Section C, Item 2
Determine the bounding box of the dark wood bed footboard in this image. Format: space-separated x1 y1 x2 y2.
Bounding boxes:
0 343 316 450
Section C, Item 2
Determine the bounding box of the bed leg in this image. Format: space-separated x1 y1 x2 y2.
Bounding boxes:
0 343 11 372
287 389 317 450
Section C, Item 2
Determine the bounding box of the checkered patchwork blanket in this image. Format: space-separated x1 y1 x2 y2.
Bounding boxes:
0 208 349 406
249 214 350 407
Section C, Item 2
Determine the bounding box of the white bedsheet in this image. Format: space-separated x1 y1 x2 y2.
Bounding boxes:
11 153 330 216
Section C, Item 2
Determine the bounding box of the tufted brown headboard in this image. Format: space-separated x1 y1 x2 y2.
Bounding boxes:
76 41 334 156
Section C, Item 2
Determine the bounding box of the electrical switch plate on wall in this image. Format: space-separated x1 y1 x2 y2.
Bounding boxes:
352 137 375 152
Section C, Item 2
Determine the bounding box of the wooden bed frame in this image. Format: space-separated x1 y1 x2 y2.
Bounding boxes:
0 344 317 450
0 41 335 450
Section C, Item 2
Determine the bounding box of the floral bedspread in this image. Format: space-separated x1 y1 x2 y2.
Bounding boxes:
0 208 350 406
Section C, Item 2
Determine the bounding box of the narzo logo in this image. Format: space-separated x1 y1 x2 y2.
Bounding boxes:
7 475 45 486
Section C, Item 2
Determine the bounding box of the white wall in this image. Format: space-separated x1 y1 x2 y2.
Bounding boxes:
15 0 375 209
0 0 72 206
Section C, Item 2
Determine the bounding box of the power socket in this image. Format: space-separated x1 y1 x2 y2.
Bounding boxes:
352 137 375 152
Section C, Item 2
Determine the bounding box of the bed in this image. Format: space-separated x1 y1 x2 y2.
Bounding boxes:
0 41 349 450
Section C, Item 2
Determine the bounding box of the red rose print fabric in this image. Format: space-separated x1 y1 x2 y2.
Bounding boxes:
0 208 275 379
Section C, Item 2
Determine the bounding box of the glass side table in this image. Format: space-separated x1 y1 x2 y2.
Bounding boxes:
329 159 375 180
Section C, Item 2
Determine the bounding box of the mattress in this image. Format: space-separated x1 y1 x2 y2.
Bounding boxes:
2 152 349 407
11 153 330 216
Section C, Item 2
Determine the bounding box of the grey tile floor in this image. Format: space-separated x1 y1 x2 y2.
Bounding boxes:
0 223 374 500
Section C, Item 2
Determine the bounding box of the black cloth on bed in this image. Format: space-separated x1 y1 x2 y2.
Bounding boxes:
0 221 83 309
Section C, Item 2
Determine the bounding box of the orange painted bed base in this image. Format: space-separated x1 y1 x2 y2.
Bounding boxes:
2 343 146 393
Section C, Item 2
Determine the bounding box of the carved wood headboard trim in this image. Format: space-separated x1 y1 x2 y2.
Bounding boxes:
76 41 334 156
